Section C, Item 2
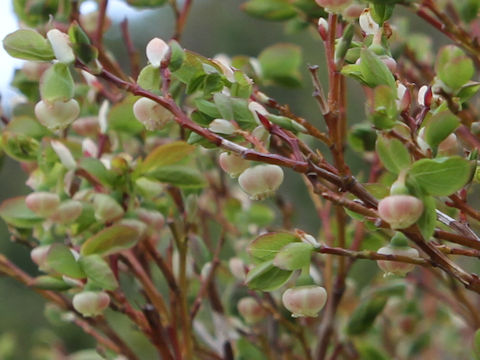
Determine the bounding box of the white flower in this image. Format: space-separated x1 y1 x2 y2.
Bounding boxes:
359 9 379 35
146 37 169 68
51 140 77 170
47 29 75 64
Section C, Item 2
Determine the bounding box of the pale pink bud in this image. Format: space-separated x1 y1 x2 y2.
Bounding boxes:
219 152 250 178
396 83 411 112
417 85 432 107
46 29 75 64
359 9 379 35
229 257 247 280
49 200 83 224
342 4 364 20
317 18 329 41
26 192 60 217
380 55 397 73
282 285 328 318
135 208 165 232
209 119 235 135
238 165 284 200
51 140 76 170
377 245 419 276
82 138 99 158
92 194 124 222
35 99 80 131
73 291 110 317
378 195 424 229
98 100 109 134
72 116 100 137
437 133 459 156
315 0 353 13
237 297 266 324
133 97 174 131
30 245 52 271
146 38 169 68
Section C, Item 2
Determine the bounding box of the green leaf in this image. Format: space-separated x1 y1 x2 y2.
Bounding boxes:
245 260 293 291
370 85 398 129
376 135 411 174
423 111 459 151
81 224 140 256
46 244 85 279
108 96 145 134
248 232 299 261
126 0 167 6
416 195 436 240
349 123 377 152
242 0 297 21
370 3 394 24
31 276 72 291
168 40 185 72
78 157 116 187
346 295 388 335
137 65 161 91
359 48 396 89
1 131 40 162
3 29 55 61
79 255 118 290
259 43 302 87
146 165 206 188
0 196 43 228
356 344 388 360
407 157 473 196
68 23 98 65
213 93 234 120
40 63 75 102
436 45 474 91
473 328 480 359
139 141 195 173
6 115 50 139
266 114 306 132
457 82 480 103
194 99 221 119
273 242 313 270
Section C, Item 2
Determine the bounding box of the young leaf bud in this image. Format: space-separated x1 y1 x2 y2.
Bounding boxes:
72 291 110 317
378 195 424 229
46 29 75 64
92 194 124 222
282 285 328 318
396 83 411 112
35 99 80 131
72 116 100 137
30 245 52 271
377 234 420 276
219 152 250 178
133 97 174 131
237 297 266 324
238 164 284 200
146 37 169 68
25 192 60 217
209 119 236 135
417 85 432 107
49 200 83 224
229 257 247 280
359 9 379 36
51 140 77 170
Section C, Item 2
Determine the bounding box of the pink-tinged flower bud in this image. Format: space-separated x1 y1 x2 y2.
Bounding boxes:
237 297 266 324
342 4 363 20
72 116 100 137
315 0 352 13
26 192 60 217
49 200 83 224
437 133 459 156
46 29 75 64
219 152 250 178
378 195 424 229
238 165 284 200
248 101 269 124
377 234 420 276
135 208 165 232
133 97 174 131
82 138 99 158
229 257 247 280
92 194 124 222
209 119 236 135
380 55 397 73
30 245 52 271
282 285 328 318
359 9 379 36
317 18 329 41
146 37 169 68
396 83 411 112
35 99 80 131
72 291 110 317
417 85 432 107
